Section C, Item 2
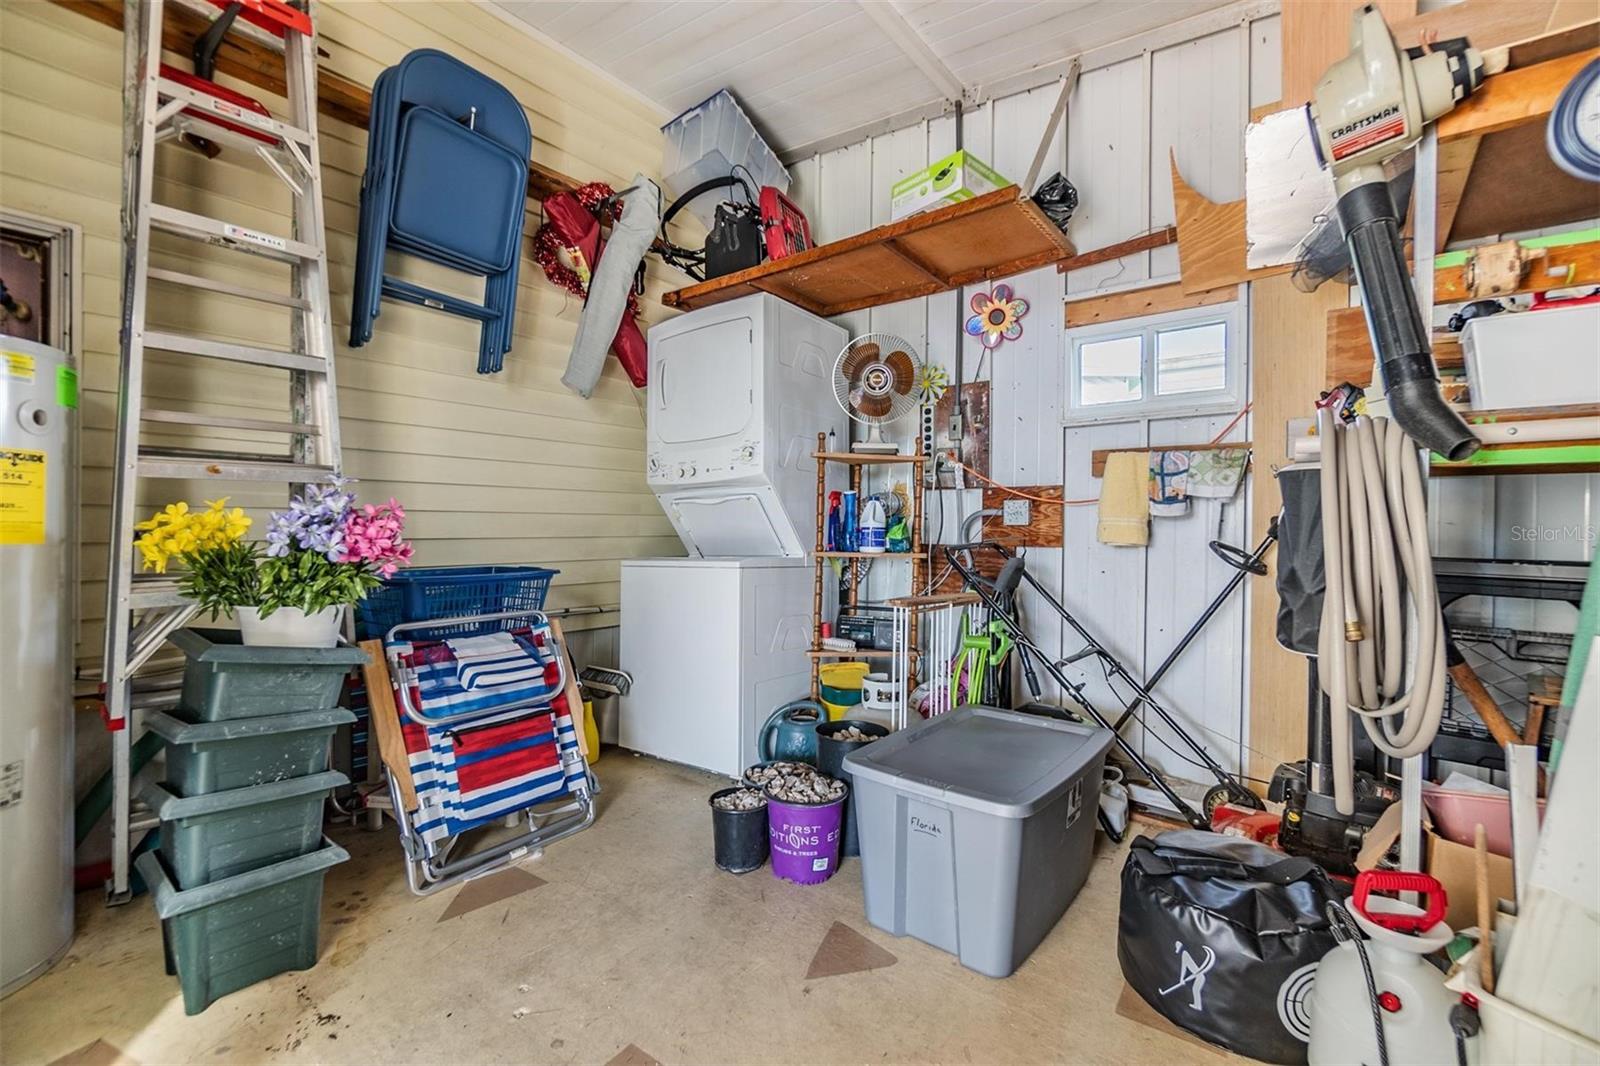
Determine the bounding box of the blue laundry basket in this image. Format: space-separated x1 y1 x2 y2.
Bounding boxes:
355 565 558 640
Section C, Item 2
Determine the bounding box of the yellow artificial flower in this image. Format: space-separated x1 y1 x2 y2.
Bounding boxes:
133 496 249 571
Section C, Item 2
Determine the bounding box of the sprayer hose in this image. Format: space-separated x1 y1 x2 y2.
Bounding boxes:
1317 412 1448 815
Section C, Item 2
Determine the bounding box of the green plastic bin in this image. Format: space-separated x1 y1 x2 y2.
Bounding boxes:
169 629 369 722
140 771 347 889
146 708 354 794
136 839 348 1015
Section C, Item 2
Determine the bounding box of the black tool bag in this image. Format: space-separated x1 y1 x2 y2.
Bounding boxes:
1117 831 1348 1065
1275 464 1324 655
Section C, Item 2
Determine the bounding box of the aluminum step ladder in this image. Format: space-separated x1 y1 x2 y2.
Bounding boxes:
102 0 340 902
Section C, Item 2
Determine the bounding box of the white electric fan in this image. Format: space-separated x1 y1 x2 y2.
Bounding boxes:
832 333 924 454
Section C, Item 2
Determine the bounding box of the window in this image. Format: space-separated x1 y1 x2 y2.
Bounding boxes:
1064 300 1243 423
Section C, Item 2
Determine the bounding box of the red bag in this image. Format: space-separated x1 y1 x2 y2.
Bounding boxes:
536 190 647 388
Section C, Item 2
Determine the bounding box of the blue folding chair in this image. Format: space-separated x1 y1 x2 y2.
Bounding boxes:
351 50 531 373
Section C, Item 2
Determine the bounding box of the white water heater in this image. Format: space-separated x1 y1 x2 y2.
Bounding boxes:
1 337 77 995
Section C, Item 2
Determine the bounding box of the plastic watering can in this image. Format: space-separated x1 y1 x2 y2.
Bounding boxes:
759 700 823 764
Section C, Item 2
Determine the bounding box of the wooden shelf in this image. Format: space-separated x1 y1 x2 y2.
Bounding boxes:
662 188 1074 316
1431 438 1600 477
817 551 914 559
807 649 919 659
815 451 926 466
1088 441 1251 479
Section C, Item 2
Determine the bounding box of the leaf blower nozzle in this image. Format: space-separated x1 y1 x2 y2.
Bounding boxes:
1335 182 1480 461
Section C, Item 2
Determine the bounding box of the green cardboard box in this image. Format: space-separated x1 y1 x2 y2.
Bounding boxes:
890 150 1012 221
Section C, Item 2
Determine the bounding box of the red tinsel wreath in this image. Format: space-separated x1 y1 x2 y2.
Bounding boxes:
533 181 641 319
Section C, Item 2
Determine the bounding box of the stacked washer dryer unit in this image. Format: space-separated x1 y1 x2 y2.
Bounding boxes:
621 294 844 777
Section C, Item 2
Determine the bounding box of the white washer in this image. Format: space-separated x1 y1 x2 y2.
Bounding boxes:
619 558 812 777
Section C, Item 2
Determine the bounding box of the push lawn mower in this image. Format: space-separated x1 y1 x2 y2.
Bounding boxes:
945 541 1267 830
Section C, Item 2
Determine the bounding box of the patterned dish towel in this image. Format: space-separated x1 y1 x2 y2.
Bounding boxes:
1188 448 1250 498
1149 450 1190 518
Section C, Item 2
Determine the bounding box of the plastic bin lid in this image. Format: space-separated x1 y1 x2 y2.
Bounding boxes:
137 838 350 919
138 770 349 822
842 706 1113 818
145 707 356 745
169 628 370 667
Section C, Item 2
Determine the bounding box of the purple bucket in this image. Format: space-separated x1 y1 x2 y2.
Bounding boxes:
766 785 848 885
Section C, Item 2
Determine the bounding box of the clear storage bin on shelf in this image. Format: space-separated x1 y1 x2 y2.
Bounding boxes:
661 89 790 230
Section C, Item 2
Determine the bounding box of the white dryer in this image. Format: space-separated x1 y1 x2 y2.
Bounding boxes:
646 293 844 558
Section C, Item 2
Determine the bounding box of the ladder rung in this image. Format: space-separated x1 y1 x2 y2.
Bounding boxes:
149 204 319 263
137 447 337 483
142 409 322 435
143 330 325 373
128 575 191 609
156 76 312 146
148 266 310 310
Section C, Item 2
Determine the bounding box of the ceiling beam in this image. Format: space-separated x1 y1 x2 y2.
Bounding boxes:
856 0 968 104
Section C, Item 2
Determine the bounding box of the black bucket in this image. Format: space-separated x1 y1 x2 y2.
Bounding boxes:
709 787 768 874
815 720 890 858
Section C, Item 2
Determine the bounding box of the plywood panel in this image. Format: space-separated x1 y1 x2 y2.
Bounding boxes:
1066 280 1235 327
981 486 1064 548
1280 0 1415 107
1247 273 1350 784
1150 26 1246 281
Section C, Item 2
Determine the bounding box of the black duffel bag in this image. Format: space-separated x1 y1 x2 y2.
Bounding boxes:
1117 830 1349 1064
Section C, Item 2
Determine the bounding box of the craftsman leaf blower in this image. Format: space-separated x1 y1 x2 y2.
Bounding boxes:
1307 5 1485 462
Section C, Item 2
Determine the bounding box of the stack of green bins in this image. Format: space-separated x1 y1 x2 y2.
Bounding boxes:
135 628 368 1015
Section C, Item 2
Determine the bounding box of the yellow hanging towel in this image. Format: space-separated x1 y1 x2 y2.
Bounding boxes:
1096 451 1150 546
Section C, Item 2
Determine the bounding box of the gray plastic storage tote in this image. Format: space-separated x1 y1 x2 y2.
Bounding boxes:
136 839 348 1015
140 771 347 888
168 628 368 722
843 706 1112 977
146 708 353 794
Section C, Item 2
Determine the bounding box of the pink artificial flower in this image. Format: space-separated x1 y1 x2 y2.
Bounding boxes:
339 498 413 574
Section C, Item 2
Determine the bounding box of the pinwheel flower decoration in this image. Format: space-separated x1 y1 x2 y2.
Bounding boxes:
965 284 1028 349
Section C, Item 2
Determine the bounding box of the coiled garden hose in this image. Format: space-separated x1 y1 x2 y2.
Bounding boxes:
1317 411 1447 816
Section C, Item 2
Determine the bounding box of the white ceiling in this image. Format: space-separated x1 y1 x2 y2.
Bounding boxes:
493 0 1236 155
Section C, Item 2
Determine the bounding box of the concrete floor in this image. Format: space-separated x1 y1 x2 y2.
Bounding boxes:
2 753 1239 1065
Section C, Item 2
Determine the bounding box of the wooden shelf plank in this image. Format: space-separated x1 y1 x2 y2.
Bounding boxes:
807 649 917 659
662 188 1075 315
1089 441 1251 479
814 452 926 465
1431 439 1600 477
817 551 915 559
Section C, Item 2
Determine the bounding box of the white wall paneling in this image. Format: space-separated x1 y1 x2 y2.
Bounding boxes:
799 11 1278 778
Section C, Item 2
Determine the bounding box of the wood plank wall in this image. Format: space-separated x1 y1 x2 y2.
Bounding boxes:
0 1 679 666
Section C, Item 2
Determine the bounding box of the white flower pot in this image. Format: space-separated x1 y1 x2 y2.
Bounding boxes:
236 605 344 648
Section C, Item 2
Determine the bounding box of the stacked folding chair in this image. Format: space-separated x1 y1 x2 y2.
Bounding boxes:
350 49 531 373
369 611 593 895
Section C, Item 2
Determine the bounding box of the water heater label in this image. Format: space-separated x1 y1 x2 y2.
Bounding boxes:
0 760 21 807
0 448 46 545
5 351 34 382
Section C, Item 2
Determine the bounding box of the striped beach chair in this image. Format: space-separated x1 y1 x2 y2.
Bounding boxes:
373 611 594 895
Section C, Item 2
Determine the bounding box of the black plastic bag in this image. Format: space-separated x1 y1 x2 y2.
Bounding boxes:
1118 831 1348 1064
1031 172 1077 234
